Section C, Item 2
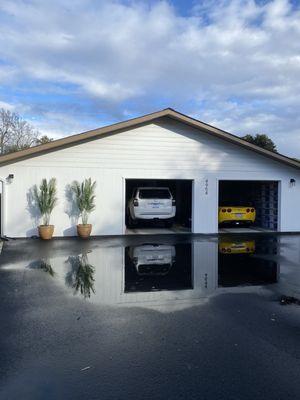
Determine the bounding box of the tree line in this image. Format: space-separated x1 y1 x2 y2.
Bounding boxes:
0 107 279 155
0 108 52 155
241 133 277 153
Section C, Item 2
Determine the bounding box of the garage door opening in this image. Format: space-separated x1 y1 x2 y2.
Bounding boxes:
125 179 192 234
218 180 279 232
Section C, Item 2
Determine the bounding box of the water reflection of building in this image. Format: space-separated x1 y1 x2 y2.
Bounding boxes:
38 242 218 310
275 236 300 298
14 234 299 310
218 238 278 287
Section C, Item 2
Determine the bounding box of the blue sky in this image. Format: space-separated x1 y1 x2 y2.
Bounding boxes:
0 0 300 156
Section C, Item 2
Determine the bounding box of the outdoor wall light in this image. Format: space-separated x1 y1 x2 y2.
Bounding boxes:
290 178 296 187
6 174 14 183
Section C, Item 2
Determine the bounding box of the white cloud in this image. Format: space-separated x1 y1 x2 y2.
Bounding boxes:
31 111 98 139
0 100 15 110
0 0 300 156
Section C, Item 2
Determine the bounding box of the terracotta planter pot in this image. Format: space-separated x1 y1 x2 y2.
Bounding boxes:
38 225 54 240
77 224 92 238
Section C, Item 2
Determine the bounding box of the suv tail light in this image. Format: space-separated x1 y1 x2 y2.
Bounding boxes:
172 199 176 206
133 199 139 206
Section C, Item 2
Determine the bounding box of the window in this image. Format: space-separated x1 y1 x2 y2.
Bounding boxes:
138 189 171 199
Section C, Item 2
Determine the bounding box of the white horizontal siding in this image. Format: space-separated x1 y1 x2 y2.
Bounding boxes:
15 118 294 174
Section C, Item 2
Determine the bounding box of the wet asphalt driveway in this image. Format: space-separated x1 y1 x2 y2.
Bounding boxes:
0 234 299 400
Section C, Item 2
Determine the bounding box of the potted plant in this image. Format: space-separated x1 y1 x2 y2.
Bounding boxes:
33 178 58 240
71 178 96 238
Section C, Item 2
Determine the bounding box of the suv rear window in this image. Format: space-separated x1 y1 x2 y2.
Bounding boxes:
138 189 171 199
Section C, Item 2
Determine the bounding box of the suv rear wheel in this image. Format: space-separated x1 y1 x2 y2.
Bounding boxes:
165 219 174 228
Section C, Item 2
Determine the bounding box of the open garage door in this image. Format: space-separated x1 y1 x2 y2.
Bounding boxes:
219 181 279 232
125 179 192 233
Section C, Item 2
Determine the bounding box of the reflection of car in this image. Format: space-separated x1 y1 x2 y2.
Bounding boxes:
127 187 176 227
218 206 256 225
219 240 255 254
128 244 176 276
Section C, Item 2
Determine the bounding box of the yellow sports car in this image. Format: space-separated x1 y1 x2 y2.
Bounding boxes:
219 240 255 254
218 206 256 225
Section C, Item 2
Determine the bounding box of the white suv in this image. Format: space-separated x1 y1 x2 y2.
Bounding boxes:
127 187 176 227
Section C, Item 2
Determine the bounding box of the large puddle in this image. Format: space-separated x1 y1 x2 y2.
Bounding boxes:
4 234 300 309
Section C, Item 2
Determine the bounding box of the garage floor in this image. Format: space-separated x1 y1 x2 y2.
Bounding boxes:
126 224 190 235
126 226 272 235
219 227 274 233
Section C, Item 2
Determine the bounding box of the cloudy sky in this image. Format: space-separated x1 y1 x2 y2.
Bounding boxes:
0 0 300 156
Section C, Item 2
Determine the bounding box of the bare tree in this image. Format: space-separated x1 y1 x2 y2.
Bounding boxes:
0 108 52 155
0 109 15 154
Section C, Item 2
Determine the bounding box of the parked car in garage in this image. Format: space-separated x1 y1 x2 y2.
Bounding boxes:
127 187 176 227
218 204 256 225
128 244 176 276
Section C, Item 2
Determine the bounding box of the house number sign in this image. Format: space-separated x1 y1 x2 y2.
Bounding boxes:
205 179 208 195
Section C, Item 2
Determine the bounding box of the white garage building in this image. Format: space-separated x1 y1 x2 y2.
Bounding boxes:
0 108 299 238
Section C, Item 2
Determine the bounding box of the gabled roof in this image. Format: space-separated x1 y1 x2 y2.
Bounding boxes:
0 107 299 169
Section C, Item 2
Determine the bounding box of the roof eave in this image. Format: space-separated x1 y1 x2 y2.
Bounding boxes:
0 107 299 170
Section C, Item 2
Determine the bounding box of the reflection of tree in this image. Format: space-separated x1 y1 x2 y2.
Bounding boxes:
27 259 55 277
66 253 95 298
